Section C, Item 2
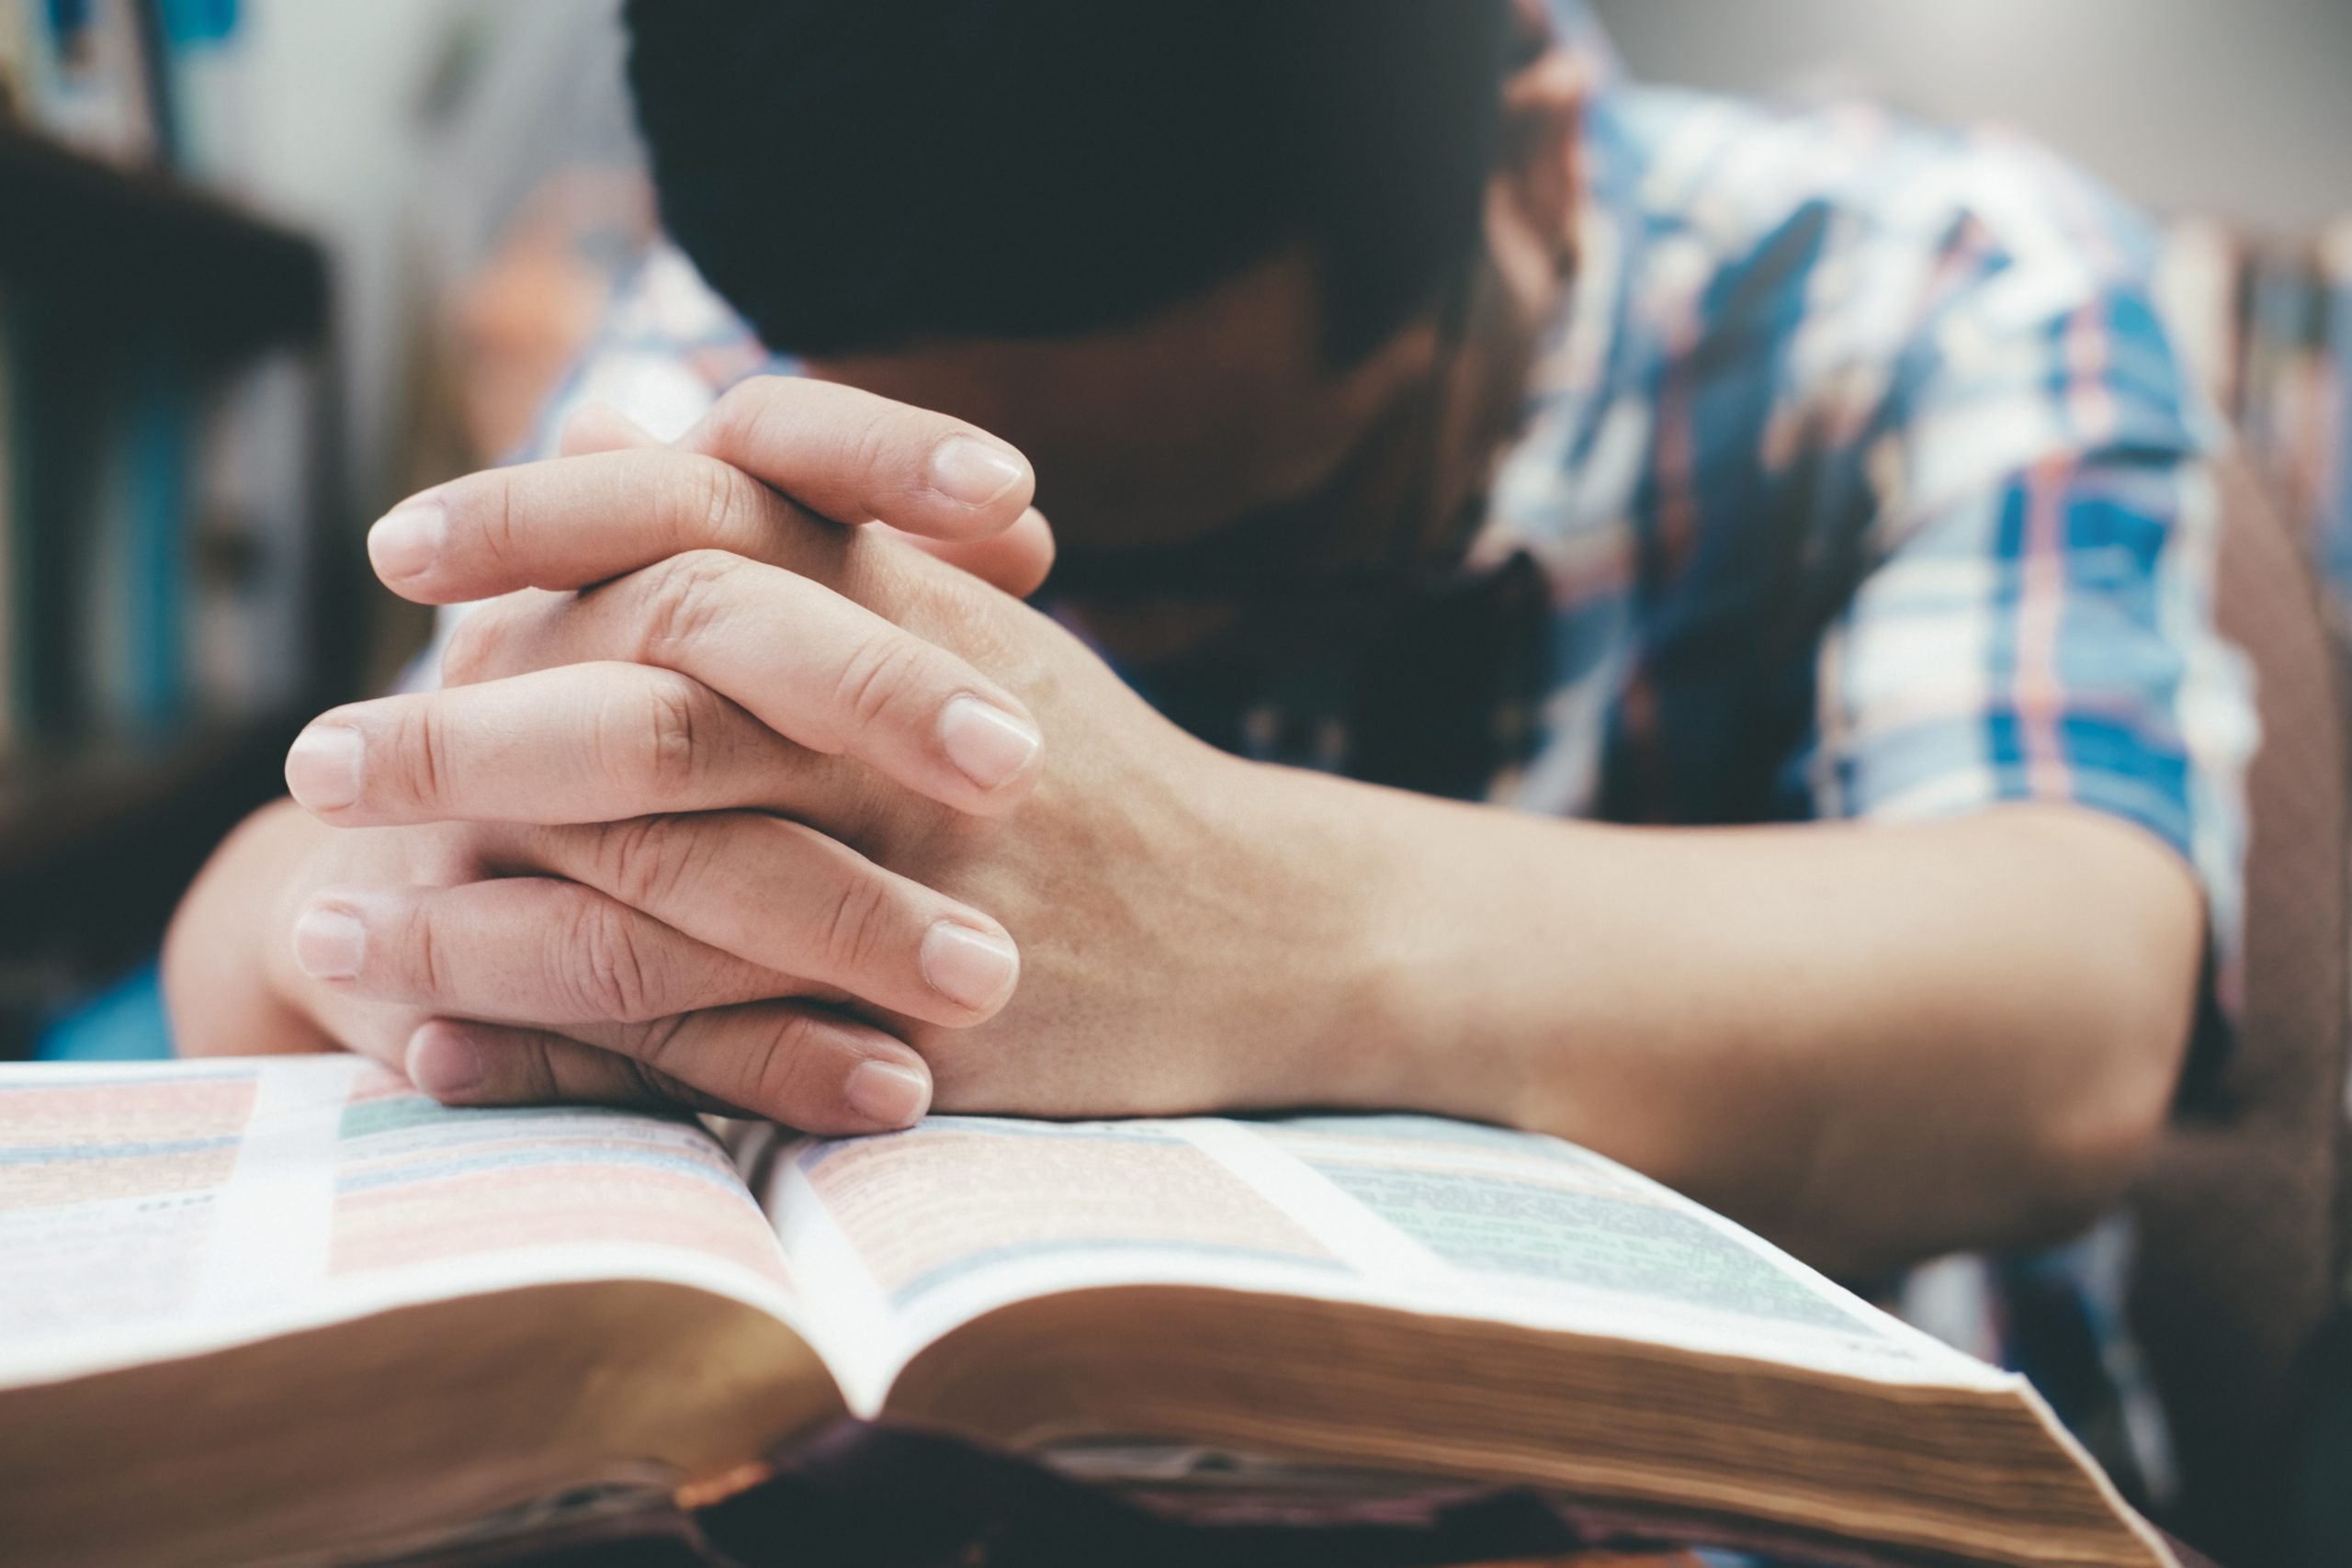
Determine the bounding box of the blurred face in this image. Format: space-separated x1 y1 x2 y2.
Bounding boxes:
802 5 1586 634
804 241 1532 615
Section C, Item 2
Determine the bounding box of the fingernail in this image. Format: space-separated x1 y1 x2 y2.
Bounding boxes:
922 921 1020 1010
406 1024 483 1099
292 906 367 980
928 436 1026 507
285 724 364 810
938 695 1040 791
845 1059 931 1127
369 502 447 581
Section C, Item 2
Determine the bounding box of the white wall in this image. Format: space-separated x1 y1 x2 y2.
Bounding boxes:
225 0 639 517
1589 0 2352 234
224 0 466 514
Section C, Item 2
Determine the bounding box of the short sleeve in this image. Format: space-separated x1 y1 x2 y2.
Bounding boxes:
1803 138 2257 1021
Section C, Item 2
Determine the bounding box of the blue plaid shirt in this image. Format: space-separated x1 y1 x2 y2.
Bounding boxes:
490 3 2255 1518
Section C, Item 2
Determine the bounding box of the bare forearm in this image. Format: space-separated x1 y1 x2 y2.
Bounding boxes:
1229 764 2203 1276
166 728 2200 1279
163 799 338 1057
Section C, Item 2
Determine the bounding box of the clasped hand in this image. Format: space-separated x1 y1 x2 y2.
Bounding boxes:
269 380 1296 1131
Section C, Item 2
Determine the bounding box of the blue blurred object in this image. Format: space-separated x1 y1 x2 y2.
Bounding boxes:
2323 242 2352 604
36 960 175 1062
156 0 239 47
44 0 93 40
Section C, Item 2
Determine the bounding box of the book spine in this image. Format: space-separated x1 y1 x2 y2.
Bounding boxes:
5 343 200 742
23 0 161 166
2321 221 2352 610
12 307 95 742
0 281 17 761
70 361 198 737
76 384 135 732
123 360 188 729
188 353 306 716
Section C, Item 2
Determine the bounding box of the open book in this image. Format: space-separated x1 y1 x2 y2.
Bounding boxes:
1 1056 2177 1568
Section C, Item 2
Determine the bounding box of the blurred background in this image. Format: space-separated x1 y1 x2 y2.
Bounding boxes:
0 0 2347 1059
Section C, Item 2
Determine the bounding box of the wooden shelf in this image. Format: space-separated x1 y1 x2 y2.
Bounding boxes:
0 713 295 859
0 711 311 982
0 132 345 1053
0 127 328 355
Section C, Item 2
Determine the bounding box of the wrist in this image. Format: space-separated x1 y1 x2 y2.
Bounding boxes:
1188 761 1589 1133
1170 751 1428 1115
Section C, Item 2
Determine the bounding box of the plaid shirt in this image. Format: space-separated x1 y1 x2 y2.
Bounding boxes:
494 3 2255 1521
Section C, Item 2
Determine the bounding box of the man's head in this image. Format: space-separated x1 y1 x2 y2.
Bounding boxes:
625 0 1583 598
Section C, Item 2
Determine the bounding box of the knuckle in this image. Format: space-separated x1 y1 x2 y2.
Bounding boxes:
818 864 899 982
623 1012 695 1077
593 817 670 908
592 812 719 914
402 902 452 1001
618 1053 702 1111
675 451 752 547
598 818 676 909
741 1010 830 1119
476 471 525 576
605 670 709 798
387 698 455 808
828 626 931 738
564 899 664 1021
842 412 901 500
513 1035 564 1104
636 548 737 660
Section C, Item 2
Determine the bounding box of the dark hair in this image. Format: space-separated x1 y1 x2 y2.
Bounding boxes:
623 0 1511 364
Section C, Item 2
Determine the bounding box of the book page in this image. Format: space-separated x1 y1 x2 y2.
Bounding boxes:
0 1056 804 1390
753 1113 2012 1412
